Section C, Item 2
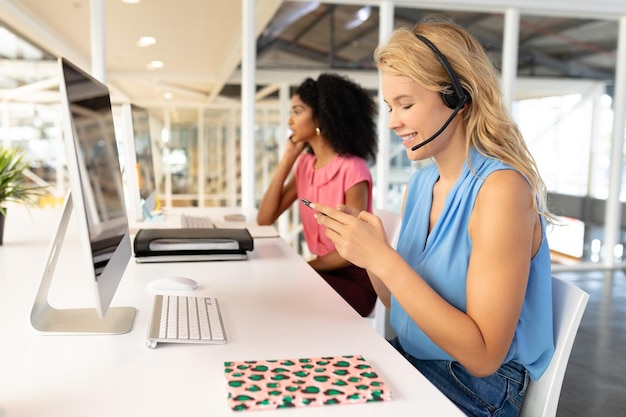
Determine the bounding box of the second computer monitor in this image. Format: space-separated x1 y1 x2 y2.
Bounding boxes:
122 103 159 221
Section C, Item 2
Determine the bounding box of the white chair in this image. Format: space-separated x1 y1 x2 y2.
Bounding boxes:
366 208 402 338
374 208 402 248
519 275 590 417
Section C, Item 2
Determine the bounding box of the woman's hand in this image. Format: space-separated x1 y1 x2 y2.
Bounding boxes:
284 136 307 160
310 202 390 270
256 137 305 225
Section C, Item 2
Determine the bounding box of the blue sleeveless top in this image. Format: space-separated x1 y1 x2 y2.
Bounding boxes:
391 147 554 380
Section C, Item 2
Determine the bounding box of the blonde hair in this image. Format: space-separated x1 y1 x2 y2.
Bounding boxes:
375 16 551 220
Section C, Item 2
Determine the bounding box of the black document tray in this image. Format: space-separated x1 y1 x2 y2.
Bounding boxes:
133 228 253 262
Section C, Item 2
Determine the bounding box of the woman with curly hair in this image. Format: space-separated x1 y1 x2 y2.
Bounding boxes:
257 73 378 317
311 17 555 417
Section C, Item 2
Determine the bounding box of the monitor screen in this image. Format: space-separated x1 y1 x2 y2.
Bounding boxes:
30 57 135 334
122 103 159 221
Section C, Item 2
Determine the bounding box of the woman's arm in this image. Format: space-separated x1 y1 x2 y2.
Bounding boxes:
308 180 369 271
361 186 408 309
256 141 305 225
314 170 540 377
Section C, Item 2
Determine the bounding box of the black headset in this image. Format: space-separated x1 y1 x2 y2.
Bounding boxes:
409 34 472 151
415 34 470 109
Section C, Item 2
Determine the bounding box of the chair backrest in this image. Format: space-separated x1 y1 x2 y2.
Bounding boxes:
368 208 402 338
373 208 402 248
519 275 589 417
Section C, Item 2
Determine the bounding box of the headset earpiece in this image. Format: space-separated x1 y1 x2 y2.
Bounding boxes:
441 86 470 109
415 34 470 110
441 88 460 109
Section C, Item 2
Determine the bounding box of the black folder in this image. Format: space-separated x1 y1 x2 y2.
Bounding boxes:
133 228 253 263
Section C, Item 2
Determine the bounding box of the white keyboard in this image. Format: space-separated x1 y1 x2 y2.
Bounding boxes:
146 295 226 348
180 213 214 228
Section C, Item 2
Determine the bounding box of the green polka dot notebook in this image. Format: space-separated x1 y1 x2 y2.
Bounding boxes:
224 354 392 411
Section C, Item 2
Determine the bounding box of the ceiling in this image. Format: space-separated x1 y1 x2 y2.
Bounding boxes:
0 0 284 107
0 0 624 112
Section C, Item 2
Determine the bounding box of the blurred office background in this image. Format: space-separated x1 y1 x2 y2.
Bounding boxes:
2 0 626 266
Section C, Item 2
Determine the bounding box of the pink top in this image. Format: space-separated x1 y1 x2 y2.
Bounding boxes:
296 152 373 257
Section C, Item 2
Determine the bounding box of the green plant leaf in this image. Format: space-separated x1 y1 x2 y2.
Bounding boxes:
0 147 49 215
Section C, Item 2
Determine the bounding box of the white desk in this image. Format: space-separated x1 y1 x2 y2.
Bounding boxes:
0 205 463 416
128 206 280 238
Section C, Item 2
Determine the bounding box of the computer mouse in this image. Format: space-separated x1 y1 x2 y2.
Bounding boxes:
148 276 198 292
224 213 246 221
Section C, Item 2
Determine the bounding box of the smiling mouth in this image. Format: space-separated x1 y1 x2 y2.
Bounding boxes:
399 132 417 142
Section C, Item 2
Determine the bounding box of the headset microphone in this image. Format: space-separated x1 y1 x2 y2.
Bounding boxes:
411 96 467 151
410 33 470 152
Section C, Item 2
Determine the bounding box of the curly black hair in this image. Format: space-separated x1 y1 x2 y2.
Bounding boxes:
294 73 378 161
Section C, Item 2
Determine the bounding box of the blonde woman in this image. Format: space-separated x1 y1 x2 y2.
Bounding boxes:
312 17 554 417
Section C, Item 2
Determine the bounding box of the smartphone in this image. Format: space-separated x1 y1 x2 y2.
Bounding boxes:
301 198 313 208
301 198 327 216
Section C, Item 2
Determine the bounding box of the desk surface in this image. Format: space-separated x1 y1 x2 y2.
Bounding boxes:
128 206 280 238
0 205 463 416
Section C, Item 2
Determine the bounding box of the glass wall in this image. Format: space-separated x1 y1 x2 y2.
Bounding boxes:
517 91 613 198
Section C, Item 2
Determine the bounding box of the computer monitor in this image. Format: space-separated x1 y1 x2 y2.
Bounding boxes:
121 103 160 222
30 57 136 335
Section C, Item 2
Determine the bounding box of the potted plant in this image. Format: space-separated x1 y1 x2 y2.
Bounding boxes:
0 146 47 244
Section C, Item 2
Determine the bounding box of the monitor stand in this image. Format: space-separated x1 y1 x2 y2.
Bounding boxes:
30 193 136 335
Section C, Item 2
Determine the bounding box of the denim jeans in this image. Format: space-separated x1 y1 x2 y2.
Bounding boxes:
389 337 529 417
